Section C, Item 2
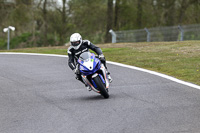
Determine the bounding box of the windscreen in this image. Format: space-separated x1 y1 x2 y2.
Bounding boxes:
79 52 91 60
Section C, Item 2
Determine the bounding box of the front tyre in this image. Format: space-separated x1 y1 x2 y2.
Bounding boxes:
93 76 109 99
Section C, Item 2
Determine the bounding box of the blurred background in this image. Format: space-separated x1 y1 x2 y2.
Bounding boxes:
0 0 200 49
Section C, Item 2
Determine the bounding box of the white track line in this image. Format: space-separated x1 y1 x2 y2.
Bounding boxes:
107 61 200 90
1 52 200 90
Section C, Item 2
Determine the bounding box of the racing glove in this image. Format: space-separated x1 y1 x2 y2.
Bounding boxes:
98 54 105 62
98 54 107 69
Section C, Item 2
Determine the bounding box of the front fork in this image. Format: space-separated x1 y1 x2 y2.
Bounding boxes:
99 64 110 89
81 64 109 93
81 75 100 93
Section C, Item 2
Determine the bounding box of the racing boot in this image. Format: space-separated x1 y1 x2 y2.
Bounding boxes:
107 72 113 83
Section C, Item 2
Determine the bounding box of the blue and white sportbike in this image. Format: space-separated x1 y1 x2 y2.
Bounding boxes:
77 52 110 98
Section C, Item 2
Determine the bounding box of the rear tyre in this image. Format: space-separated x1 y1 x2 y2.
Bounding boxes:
93 76 109 99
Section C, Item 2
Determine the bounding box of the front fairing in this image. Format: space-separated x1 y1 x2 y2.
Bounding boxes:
78 52 101 76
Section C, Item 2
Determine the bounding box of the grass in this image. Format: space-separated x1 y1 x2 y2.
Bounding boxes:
0 46 68 55
0 41 200 86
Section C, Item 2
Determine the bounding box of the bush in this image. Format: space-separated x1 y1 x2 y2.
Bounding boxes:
4 32 67 49
0 39 6 50
10 33 32 49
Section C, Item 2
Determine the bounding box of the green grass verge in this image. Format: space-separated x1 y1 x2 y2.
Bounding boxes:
0 41 200 86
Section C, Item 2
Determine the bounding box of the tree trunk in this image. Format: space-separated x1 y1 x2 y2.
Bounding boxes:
178 0 190 24
114 0 120 30
136 0 143 42
105 0 113 43
60 0 66 45
136 0 143 29
43 0 48 46
162 0 176 41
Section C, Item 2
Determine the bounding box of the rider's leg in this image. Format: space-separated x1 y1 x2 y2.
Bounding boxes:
75 74 92 91
100 58 113 83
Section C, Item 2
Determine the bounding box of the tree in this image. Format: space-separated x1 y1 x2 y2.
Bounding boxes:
105 0 113 43
42 0 48 46
136 0 143 28
68 0 107 43
1 0 200 49
114 0 120 30
178 0 200 24
57 0 67 45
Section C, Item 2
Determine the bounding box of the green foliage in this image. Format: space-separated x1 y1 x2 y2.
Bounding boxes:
115 0 137 30
7 32 60 49
0 39 6 49
68 0 107 43
184 32 200 40
10 32 32 49
1 0 200 48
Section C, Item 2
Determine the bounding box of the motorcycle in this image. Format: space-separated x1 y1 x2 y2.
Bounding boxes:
77 52 110 98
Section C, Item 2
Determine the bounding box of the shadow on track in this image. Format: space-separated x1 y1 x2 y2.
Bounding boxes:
78 95 112 101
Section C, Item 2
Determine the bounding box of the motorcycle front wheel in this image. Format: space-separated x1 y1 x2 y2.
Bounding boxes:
93 76 109 99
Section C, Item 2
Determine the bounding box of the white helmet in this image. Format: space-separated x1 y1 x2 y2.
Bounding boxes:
70 33 82 50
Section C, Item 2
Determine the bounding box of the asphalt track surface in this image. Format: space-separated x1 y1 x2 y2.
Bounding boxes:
1 53 200 133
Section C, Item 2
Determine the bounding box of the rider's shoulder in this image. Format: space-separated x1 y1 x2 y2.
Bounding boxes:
82 40 91 46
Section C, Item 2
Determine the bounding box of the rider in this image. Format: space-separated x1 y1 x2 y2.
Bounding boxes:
67 33 112 91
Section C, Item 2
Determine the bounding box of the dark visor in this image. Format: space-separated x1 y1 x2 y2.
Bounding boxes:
71 41 80 46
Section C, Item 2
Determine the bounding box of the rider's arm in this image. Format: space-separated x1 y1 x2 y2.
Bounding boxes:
68 48 76 70
85 40 107 68
86 40 103 55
